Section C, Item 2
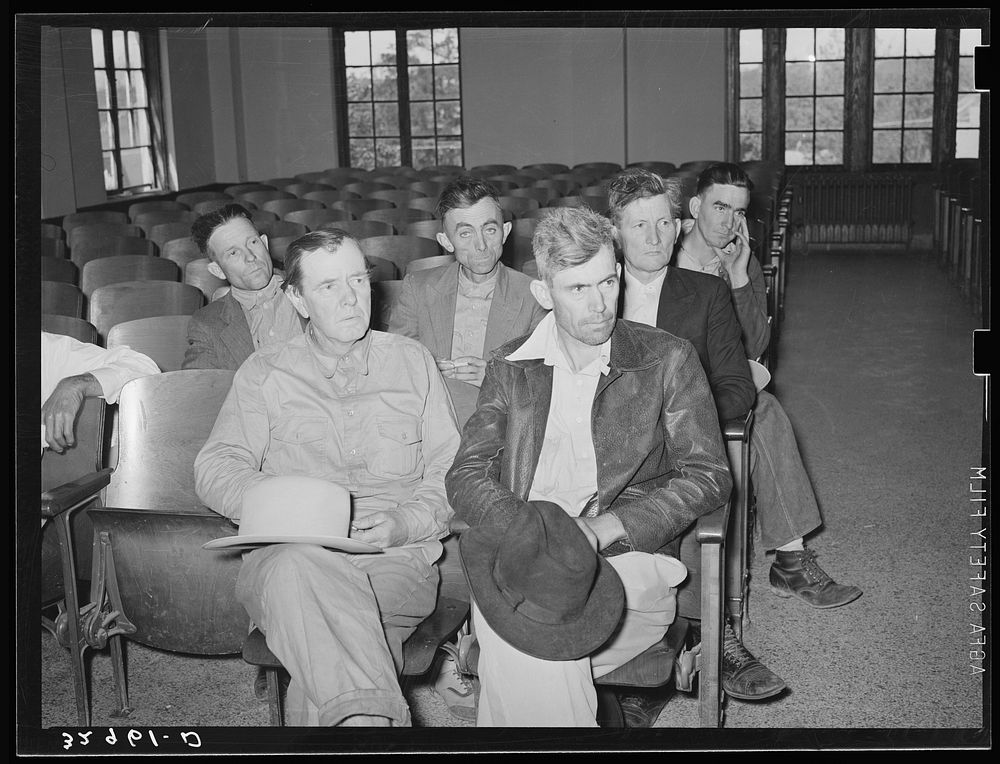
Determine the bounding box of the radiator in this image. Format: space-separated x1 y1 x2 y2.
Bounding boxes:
795 172 914 246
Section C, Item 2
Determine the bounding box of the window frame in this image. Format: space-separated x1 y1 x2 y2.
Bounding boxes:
336 27 464 171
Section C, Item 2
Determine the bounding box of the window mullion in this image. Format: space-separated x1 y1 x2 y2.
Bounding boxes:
104 32 125 192
396 29 412 167
845 29 873 172
763 28 784 163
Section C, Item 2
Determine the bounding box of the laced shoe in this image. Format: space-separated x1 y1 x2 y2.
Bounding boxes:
432 649 478 722
616 689 670 728
722 622 786 701
770 549 863 609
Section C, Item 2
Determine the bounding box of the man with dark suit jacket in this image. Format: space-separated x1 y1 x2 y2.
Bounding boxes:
607 167 862 707
182 204 305 370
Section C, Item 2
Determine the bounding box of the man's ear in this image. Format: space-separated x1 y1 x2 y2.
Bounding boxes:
689 195 701 219
260 232 269 252
436 231 455 253
206 259 227 281
529 278 553 311
285 286 309 319
501 220 513 244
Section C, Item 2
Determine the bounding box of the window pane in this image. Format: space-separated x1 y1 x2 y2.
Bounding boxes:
959 58 976 91
902 129 932 163
955 129 979 158
351 138 375 169
960 28 982 56
410 102 435 135
409 66 433 99
91 29 105 68
95 70 111 109
375 139 402 167
127 31 143 67
872 130 901 163
346 68 372 101
103 151 118 191
816 61 843 94
112 30 127 68
814 132 843 164
349 103 373 136
407 29 433 64
345 31 372 66
436 101 461 136
785 28 814 61
371 66 397 100
903 94 933 128
412 138 436 170
135 109 150 144
957 93 980 128
905 28 935 56
785 62 814 96
131 71 148 107
815 96 843 130
785 98 814 130
433 28 459 63
873 94 903 128
815 28 845 59
740 29 762 62
370 30 396 65
115 70 132 107
438 138 463 166
740 63 761 97
875 28 905 57
905 58 934 92
373 102 399 136
740 133 762 162
740 99 762 131
785 132 814 164
435 64 460 99
121 146 154 188
874 59 903 92
118 111 135 148
99 111 115 150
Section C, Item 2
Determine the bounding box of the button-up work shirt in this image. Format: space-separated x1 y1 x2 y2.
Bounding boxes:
450 267 497 359
622 266 668 326
194 328 462 545
230 275 303 352
505 313 611 517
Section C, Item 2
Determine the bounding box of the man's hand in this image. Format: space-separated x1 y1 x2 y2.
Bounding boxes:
350 508 408 549
575 513 626 552
437 356 487 387
41 374 98 453
714 215 751 289
574 517 601 552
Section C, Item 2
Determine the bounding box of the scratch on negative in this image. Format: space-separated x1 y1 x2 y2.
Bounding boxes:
138 400 149 432
195 17 213 33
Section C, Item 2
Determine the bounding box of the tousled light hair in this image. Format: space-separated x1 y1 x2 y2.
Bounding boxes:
531 206 616 283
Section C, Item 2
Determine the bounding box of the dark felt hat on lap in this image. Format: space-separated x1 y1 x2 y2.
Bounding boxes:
459 500 625 661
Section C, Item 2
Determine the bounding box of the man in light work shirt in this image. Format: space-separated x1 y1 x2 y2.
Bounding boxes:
194 228 461 726
445 206 731 726
183 203 305 370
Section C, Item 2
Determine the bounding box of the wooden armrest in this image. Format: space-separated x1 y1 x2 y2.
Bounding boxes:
723 411 753 442
695 503 729 545
40 467 113 519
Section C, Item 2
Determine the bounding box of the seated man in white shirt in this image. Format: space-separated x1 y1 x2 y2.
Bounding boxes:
445 206 731 726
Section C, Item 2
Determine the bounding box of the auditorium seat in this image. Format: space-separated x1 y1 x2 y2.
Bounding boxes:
358 235 441 275
341 181 396 198
128 200 189 222
224 183 277 197
41 222 65 241
149 222 196 252
498 195 541 219
41 256 78 285
520 163 570 177
405 197 440 216
370 279 403 331
489 173 536 189
533 177 580 197
333 220 395 240
71 236 158 271
260 198 324 219
192 198 235 216
260 177 299 191
161 237 204 274
184 259 230 300
88 280 205 342
407 180 447 198
133 210 198 238
41 314 99 344
302 189 362 207
42 280 84 318
330 198 394 219
283 208 351 232
366 254 399 282
404 219 444 242
627 161 677 176
175 191 232 208
106 315 193 372
509 187 558 205
61 210 128 235
361 207 436 234
68 223 144 252
469 164 518 177
41 237 67 260
80 254 181 299
405 254 456 276
237 189 295 210
257 220 308 240
368 189 428 207
284 182 336 198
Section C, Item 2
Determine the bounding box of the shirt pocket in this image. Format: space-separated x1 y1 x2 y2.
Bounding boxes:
369 415 422 479
269 416 328 473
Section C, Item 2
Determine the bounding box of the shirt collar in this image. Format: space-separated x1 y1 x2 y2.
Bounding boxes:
230 274 282 310
306 323 373 379
457 264 499 297
506 312 611 377
623 264 668 294
675 246 722 275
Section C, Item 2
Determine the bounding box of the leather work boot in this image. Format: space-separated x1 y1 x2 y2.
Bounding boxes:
722 621 786 701
616 689 670 728
770 549 863 609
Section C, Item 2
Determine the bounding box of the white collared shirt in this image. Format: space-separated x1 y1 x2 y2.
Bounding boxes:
506 313 611 517
622 266 667 327
230 275 302 350
451 266 497 359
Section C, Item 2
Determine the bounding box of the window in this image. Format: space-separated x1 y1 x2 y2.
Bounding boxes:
872 28 935 164
784 28 845 166
738 29 764 161
91 28 162 194
344 28 462 170
955 28 982 159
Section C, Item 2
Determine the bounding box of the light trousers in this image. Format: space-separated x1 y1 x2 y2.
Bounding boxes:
236 541 440 726
473 551 685 727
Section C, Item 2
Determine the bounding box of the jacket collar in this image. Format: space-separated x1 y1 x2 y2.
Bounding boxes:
505 316 657 375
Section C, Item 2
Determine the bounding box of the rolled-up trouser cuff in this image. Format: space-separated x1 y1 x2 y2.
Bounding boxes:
318 688 412 727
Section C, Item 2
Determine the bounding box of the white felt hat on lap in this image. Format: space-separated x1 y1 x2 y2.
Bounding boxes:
203 475 380 554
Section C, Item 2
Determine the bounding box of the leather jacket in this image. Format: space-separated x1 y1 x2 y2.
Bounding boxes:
445 318 732 555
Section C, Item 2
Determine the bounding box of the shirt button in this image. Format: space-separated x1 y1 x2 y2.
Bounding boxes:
348 409 354 416
575 417 582 423
350 449 357 455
